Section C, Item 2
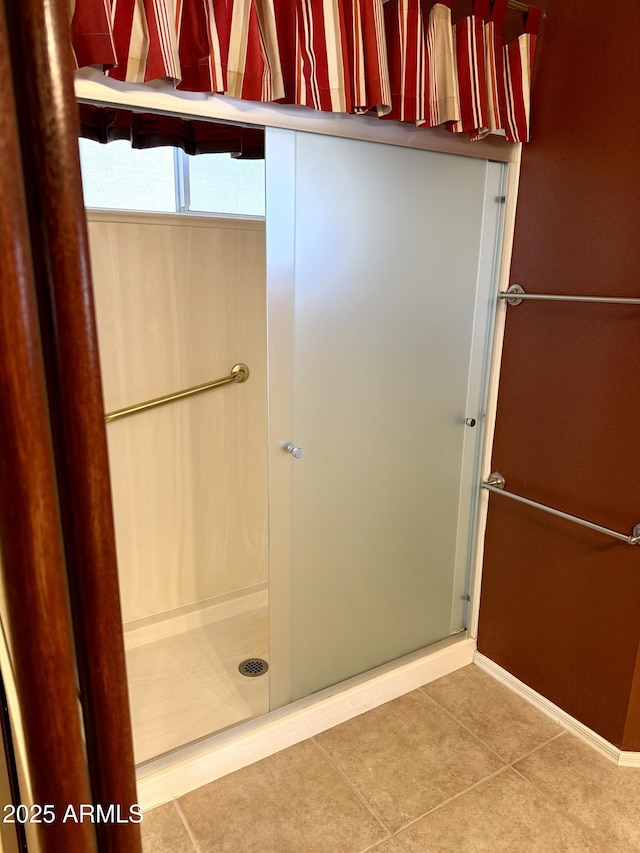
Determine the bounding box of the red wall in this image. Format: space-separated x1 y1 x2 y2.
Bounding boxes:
477 0 640 749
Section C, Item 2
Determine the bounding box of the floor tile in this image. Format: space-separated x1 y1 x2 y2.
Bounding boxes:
515 733 640 851
422 664 564 763
141 803 195 853
178 739 388 853
395 768 604 852
367 838 409 852
315 690 505 832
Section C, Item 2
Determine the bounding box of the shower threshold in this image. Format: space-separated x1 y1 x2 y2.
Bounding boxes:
135 631 476 809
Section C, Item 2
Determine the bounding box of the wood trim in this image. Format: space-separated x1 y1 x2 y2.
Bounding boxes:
4 2 141 850
0 3 96 849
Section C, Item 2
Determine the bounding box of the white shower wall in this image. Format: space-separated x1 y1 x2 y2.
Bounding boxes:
87 211 267 624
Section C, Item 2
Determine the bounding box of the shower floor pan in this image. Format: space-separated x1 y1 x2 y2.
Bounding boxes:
123 587 269 764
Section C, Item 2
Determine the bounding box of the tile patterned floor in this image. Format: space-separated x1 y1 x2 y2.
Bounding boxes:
141 664 640 852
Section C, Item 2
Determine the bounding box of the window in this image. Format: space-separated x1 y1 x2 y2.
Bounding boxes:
187 154 265 217
78 138 265 218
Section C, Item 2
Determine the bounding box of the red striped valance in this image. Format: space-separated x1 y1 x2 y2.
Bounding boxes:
71 1 543 143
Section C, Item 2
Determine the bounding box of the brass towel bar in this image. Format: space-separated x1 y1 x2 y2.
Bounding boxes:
104 363 250 423
483 473 640 546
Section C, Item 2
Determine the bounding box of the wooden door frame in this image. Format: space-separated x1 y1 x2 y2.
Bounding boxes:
0 1 142 850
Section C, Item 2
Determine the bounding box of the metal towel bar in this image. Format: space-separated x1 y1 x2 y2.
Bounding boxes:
105 363 250 423
482 473 640 546
500 284 640 306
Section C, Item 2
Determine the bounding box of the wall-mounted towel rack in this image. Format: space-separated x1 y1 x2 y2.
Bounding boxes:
104 363 250 423
499 284 640 307
482 472 640 546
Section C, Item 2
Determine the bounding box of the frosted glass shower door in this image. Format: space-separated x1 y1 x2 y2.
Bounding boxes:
267 129 504 706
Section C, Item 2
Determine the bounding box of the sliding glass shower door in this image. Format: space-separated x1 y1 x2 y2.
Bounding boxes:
267 129 505 707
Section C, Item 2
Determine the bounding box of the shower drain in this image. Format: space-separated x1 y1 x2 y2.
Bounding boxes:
238 658 269 677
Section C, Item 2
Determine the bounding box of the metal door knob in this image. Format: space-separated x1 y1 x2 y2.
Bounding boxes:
465 418 477 427
286 444 304 459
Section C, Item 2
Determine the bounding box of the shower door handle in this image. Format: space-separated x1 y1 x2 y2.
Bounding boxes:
286 444 304 459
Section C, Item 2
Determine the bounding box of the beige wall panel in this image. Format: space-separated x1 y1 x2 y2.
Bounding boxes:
88 213 267 623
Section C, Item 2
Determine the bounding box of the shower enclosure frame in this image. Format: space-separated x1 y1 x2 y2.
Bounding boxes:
73 70 523 808
0 3 141 851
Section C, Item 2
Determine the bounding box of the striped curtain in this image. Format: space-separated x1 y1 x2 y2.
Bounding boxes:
471 0 509 140
70 0 543 143
502 5 543 142
383 1 459 127
446 0 490 136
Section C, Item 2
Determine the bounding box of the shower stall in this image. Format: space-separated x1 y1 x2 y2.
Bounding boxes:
86 125 506 768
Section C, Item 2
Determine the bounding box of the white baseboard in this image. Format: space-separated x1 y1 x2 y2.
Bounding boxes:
474 652 640 769
618 752 640 768
136 635 476 809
